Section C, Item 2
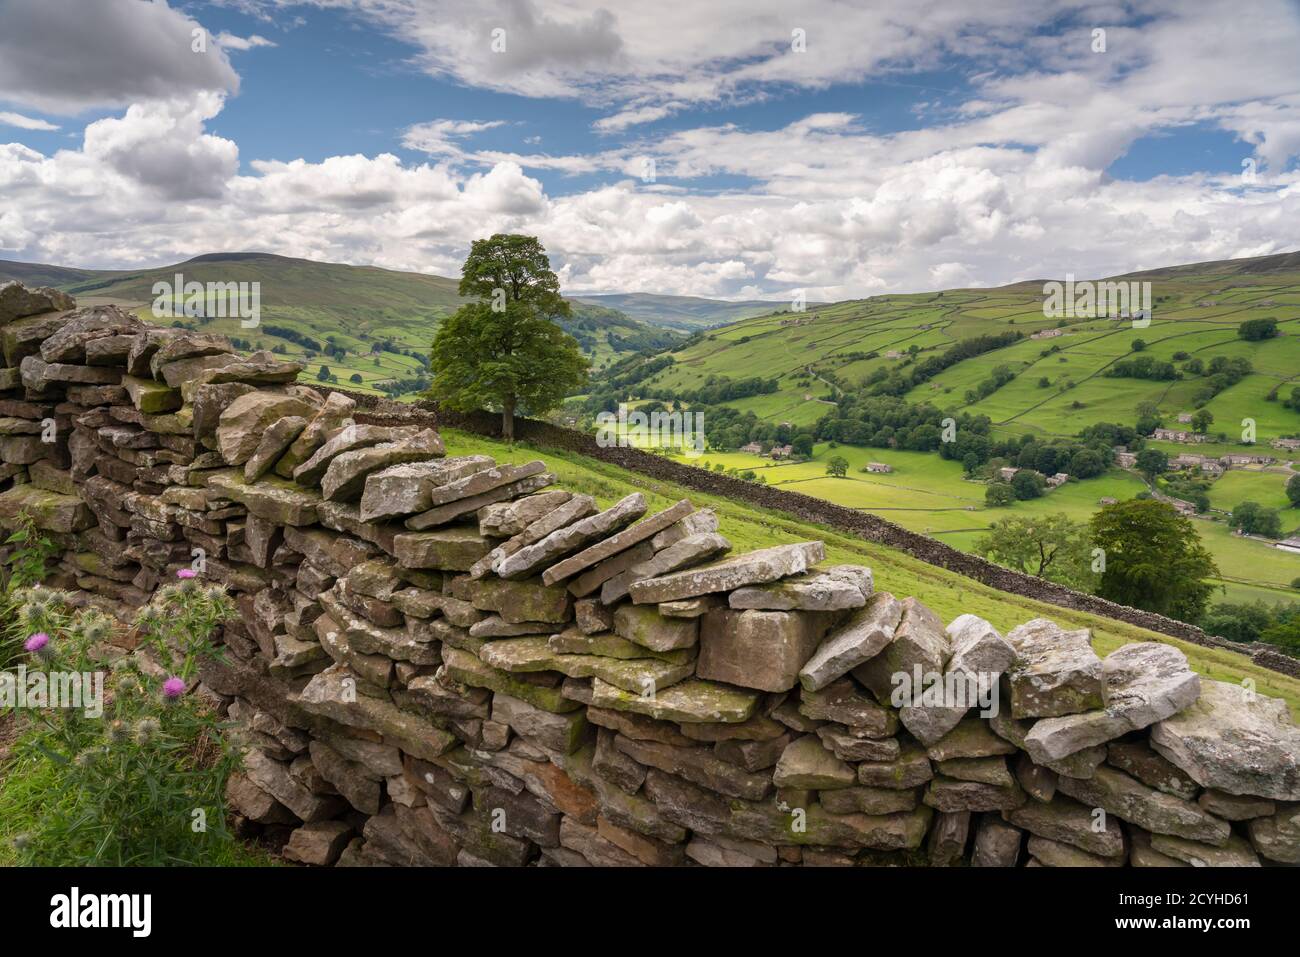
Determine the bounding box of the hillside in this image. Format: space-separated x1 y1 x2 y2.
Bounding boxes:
0 253 683 395
589 251 1300 609
572 292 796 330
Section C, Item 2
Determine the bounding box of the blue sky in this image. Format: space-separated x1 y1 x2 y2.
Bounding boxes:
1 0 1298 298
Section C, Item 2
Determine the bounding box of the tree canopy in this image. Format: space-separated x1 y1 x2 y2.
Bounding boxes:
1090 499 1219 622
429 234 587 441
975 513 1096 590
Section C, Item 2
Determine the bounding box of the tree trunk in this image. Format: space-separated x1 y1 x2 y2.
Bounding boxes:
502 398 516 443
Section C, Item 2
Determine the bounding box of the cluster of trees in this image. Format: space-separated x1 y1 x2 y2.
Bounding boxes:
695 405 788 451
976 500 1221 623
816 394 1120 484
856 331 1023 397
264 324 323 352
374 374 431 397
984 470 1047 505
817 395 989 454
965 363 1017 404
1237 317 1279 341
1105 354 1180 381
1187 355 1252 406
1103 351 1254 406
1202 601 1300 650
669 375 779 405
1229 501 1285 538
559 307 680 356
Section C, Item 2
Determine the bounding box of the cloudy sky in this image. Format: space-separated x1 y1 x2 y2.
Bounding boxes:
1 0 1298 300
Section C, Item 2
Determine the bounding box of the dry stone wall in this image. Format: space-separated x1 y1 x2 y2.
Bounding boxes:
1 280 1298 868
422 406 1300 679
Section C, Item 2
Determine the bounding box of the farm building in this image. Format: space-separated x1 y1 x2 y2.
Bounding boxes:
998 467 1020 481
1221 454 1276 466
769 444 794 459
739 442 762 454
1152 428 1208 443
864 462 893 473
1271 437 1300 451
1046 472 1069 488
1114 451 1137 468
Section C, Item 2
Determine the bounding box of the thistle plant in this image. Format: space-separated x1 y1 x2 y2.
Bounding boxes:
4 569 250 866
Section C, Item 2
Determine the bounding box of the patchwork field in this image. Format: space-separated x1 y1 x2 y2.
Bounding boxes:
611 254 1300 607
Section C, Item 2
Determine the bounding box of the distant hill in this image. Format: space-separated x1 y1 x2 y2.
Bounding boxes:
0 252 683 394
572 292 795 330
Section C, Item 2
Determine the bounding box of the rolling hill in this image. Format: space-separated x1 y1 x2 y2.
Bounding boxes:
0 252 684 394
588 251 1300 609
572 292 797 330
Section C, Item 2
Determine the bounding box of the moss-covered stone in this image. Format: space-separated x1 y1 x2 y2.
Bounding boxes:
588 676 760 724
441 645 581 714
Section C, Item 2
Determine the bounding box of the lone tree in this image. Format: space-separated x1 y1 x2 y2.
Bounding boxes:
1090 499 1219 622
975 513 1095 590
429 234 587 441
826 455 849 478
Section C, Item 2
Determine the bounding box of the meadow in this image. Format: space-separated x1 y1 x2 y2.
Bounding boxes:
612 256 1300 607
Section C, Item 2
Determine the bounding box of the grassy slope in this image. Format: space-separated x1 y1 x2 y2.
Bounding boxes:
440 428 1300 717
630 256 1300 598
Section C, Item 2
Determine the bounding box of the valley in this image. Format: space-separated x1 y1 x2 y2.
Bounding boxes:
583 253 1300 616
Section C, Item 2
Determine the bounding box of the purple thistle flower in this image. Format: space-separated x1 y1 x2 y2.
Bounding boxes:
24 632 50 653
162 676 186 699
176 568 197 579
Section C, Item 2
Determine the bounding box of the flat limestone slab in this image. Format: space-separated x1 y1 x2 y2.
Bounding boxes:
1003 794 1126 858
1023 642 1200 763
296 665 457 762
206 469 321 526
729 564 872 611
799 591 902 692
1056 765 1230 846
588 677 761 724
628 541 825 604
1149 832 1261 867
1150 679 1300 802
496 493 647 579
697 607 833 693
541 498 694 585
406 472 556 529
773 734 856 789
478 636 694 696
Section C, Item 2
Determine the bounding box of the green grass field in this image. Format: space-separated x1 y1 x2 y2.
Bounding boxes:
608 255 1300 602
441 428 1300 716
657 440 1300 594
